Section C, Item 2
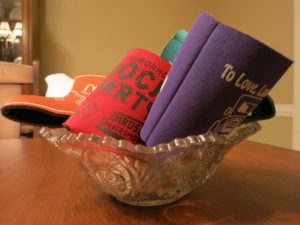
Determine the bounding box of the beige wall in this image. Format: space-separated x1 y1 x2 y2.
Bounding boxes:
39 0 205 87
39 0 294 148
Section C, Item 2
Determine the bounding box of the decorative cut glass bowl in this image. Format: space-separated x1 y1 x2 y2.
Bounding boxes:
40 122 261 206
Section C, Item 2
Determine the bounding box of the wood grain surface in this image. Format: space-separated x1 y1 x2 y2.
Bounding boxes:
0 139 299 225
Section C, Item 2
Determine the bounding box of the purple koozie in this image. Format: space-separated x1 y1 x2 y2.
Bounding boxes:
141 12 293 147
141 12 218 142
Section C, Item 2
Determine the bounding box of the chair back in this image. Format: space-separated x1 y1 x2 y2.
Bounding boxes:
0 61 39 138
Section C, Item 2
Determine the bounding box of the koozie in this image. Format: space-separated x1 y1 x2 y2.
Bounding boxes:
161 29 188 63
141 13 218 142
1 74 106 127
141 12 293 147
64 49 171 144
161 28 276 125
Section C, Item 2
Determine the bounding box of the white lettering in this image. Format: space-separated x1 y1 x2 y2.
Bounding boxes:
234 73 258 95
221 64 236 82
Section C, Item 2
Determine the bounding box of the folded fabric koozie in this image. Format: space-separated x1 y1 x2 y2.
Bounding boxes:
161 28 277 124
64 49 171 144
141 12 218 143
141 12 293 147
1 75 106 127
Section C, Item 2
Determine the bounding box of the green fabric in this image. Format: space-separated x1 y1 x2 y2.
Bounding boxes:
161 29 188 63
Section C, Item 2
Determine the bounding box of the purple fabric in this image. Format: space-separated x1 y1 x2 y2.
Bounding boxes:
141 12 293 147
141 12 218 141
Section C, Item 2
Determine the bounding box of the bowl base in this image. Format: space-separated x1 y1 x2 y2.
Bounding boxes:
113 195 185 206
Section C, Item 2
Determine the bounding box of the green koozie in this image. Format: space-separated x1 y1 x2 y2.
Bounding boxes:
161 29 188 63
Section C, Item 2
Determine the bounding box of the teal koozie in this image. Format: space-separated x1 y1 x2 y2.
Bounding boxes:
161 29 188 63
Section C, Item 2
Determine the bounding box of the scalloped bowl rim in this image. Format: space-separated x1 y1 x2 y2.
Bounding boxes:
39 122 261 155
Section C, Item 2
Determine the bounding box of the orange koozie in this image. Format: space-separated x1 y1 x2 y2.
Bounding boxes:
64 49 171 144
1 74 106 127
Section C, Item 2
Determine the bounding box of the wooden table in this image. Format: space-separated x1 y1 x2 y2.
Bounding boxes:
0 138 299 225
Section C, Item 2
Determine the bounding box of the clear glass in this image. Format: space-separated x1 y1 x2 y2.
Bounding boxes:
40 122 261 206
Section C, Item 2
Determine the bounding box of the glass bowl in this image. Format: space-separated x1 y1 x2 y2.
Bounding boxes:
40 122 261 206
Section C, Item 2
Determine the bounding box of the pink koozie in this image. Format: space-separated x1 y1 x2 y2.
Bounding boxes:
64 49 170 144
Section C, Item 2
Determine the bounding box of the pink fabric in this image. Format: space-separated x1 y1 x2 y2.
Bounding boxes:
64 49 170 144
